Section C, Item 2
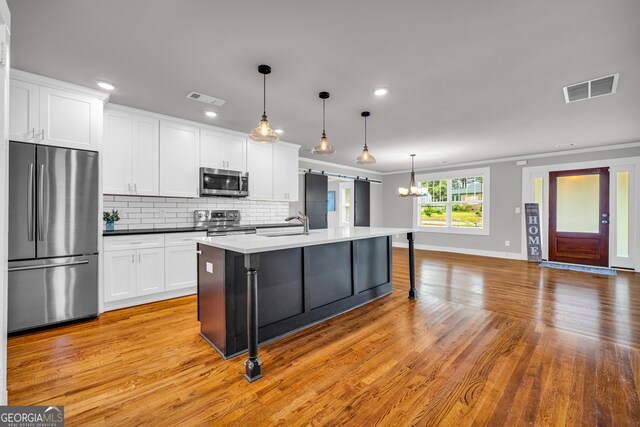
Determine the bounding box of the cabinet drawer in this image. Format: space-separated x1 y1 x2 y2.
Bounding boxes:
103 234 165 251
164 232 207 247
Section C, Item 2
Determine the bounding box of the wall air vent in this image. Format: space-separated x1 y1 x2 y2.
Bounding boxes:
563 74 619 103
186 91 227 107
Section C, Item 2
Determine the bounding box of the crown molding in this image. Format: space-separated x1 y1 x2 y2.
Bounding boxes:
380 141 640 175
298 156 384 177
11 69 110 102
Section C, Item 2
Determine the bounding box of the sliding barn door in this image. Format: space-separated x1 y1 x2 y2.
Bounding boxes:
354 179 371 226
305 173 328 229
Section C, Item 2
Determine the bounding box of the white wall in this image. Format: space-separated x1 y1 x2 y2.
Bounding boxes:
383 145 640 263
104 195 290 230
0 0 10 405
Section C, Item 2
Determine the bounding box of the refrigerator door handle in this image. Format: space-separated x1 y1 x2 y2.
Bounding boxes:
8 259 90 272
38 163 45 241
27 163 34 241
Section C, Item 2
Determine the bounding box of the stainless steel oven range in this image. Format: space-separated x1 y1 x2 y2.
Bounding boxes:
194 210 256 236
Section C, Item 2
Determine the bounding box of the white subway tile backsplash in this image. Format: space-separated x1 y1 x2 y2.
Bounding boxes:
105 195 290 231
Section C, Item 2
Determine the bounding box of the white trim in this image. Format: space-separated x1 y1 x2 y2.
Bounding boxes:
381 141 640 175
103 287 196 312
521 156 640 271
299 156 385 177
414 167 490 236
11 68 110 102
0 14 9 406
392 242 522 260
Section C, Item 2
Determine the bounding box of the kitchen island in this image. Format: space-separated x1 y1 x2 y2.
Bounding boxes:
196 227 418 382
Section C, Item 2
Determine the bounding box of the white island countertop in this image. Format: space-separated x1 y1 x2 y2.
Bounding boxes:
196 227 417 254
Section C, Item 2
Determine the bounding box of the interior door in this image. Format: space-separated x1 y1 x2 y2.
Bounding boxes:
549 168 609 266
354 179 371 226
305 173 328 229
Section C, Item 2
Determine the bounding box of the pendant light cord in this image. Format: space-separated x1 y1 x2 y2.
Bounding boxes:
263 74 266 115
364 116 368 148
322 99 326 133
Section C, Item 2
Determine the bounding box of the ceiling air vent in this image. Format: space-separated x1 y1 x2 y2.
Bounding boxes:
186 91 227 107
563 73 619 103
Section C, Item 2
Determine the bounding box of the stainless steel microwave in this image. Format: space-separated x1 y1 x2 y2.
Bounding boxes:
199 168 249 197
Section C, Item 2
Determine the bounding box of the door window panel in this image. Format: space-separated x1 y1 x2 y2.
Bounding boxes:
556 174 600 233
617 171 630 257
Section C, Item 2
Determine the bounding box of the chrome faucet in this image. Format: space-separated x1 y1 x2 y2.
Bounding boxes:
285 211 310 235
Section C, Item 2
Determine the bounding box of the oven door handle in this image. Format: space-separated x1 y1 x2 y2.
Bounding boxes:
238 172 243 193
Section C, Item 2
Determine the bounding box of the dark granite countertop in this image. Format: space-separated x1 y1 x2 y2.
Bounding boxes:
103 223 301 236
103 227 208 236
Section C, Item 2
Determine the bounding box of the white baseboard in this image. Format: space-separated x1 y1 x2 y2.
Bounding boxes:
393 242 524 260
103 287 196 312
0 389 6 405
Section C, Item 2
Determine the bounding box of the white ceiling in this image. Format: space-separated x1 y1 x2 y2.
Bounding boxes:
7 0 640 172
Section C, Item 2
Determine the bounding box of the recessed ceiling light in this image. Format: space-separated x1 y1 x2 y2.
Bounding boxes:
275 129 284 134
96 80 116 91
205 111 217 118
373 88 388 96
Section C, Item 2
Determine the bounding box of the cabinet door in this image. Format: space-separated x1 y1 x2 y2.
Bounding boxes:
165 244 198 291
273 143 299 201
132 115 159 196
9 79 39 143
224 134 246 172
247 140 273 200
200 128 224 169
39 86 102 150
103 110 133 195
159 120 199 197
136 248 165 296
104 250 137 302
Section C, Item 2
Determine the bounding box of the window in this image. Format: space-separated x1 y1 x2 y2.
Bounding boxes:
340 183 351 225
416 167 490 235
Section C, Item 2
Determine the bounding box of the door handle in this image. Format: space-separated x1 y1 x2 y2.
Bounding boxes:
27 163 34 241
8 259 90 272
37 164 45 241
134 183 137 193
138 253 141 262
601 220 609 224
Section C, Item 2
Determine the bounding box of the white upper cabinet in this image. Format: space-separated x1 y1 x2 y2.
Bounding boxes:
200 128 246 172
103 110 133 194
159 120 200 197
9 71 107 150
103 108 159 196
131 115 160 196
39 86 102 149
9 79 39 142
247 140 274 200
273 143 300 201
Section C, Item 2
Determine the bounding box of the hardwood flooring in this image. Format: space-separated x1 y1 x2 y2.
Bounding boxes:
8 249 640 426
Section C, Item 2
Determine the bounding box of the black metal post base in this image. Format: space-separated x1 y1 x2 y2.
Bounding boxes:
407 232 417 300
244 357 263 383
244 253 262 383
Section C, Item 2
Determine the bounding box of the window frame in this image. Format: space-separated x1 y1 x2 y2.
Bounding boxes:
339 182 351 226
413 167 490 235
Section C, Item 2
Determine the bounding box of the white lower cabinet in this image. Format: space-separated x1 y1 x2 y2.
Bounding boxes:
104 249 137 302
165 245 198 290
103 232 205 308
136 248 165 296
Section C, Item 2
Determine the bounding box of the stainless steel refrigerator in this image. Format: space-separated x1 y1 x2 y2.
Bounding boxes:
8 141 99 332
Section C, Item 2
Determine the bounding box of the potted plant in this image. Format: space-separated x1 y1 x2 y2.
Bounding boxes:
103 210 120 231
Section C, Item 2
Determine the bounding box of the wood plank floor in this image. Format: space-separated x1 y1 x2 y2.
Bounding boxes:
8 249 640 426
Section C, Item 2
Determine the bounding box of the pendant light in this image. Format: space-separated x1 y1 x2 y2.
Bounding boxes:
398 154 426 197
356 111 376 165
249 64 279 143
312 92 336 154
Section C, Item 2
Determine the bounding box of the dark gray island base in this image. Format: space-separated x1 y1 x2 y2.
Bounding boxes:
196 228 417 382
